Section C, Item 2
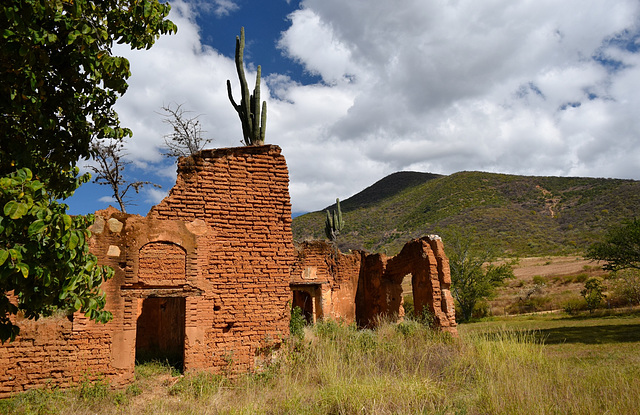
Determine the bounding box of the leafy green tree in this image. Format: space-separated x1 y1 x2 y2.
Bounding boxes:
581 277 605 313
0 169 114 342
0 0 176 342
445 231 514 322
587 218 640 271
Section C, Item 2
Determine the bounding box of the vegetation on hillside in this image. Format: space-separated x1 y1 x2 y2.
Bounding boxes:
293 171 640 256
587 218 640 271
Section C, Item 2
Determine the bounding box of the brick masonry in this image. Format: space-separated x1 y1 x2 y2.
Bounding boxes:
0 144 455 398
0 145 294 397
291 237 457 334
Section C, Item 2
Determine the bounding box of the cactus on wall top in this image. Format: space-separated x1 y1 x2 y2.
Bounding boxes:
226 27 267 146
325 198 345 242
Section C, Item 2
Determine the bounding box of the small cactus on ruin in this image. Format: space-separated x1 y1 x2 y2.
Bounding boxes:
227 27 267 146
325 198 345 241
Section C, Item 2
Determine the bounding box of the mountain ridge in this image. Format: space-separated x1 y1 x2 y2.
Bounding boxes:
292 170 640 256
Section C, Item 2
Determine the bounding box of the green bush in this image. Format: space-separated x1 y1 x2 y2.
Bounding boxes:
564 297 588 315
581 277 605 313
610 270 640 306
289 306 306 340
574 273 590 283
472 300 491 319
532 275 546 286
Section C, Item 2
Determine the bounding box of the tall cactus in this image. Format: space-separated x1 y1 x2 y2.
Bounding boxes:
325 198 345 241
226 27 267 146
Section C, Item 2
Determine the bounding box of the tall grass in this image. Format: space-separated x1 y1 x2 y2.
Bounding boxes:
2 318 640 414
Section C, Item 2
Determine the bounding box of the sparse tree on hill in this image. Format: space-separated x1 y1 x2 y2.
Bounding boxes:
159 103 212 158
587 218 640 271
445 230 514 322
88 140 160 213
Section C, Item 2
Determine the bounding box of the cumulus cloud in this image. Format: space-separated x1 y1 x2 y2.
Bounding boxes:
145 187 170 205
276 0 640 206
197 0 239 18
84 0 640 215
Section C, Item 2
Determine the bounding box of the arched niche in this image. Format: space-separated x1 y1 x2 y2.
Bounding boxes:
138 241 187 285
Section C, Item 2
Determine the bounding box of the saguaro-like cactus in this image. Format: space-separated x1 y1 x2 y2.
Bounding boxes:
325 198 345 241
226 27 267 146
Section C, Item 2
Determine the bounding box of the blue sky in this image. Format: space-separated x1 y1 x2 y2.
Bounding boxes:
68 0 640 217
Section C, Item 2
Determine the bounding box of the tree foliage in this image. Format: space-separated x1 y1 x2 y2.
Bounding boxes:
1 0 177 195
581 277 605 313
0 0 176 341
160 103 212 158
587 218 640 271
445 231 514 322
0 169 114 342
88 140 159 213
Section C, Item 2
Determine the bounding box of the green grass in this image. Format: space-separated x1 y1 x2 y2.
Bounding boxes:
2 314 640 414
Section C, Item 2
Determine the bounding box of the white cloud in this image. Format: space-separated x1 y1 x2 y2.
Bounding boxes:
145 187 169 205
211 0 239 17
98 196 115 204
274 0 640 209
277 8 355 84
95 0 640 215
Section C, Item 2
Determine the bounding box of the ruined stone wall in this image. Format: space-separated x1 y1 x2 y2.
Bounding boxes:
0 315 118 397
0 145 294 397
0 212 137 398
359 237 457 332
291 241 361 322
292 237 457 334
148 145 294 373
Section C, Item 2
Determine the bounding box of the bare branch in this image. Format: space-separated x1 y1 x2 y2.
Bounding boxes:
87 140 160 213
159 103 213 158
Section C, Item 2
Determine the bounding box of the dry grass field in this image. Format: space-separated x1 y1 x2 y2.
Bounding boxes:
489 256 608 315
3 257 639 414
2 310 640 415
401 255 609 317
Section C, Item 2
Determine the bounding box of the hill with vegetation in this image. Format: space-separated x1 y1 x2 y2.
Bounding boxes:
292 171 640 256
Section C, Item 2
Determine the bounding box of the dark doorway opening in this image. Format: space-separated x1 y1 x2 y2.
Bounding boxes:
292 290 314 323
136 297 185 371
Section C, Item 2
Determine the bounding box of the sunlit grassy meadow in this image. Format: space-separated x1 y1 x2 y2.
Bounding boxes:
2 311 640 414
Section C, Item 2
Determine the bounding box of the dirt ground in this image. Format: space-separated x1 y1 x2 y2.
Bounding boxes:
510 256 602 279
491 256 608 316
402 256 609 317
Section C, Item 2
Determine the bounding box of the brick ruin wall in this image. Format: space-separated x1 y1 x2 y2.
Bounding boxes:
291 237 457 334
0 145 293 397
0 144 457 398
146 145 294 371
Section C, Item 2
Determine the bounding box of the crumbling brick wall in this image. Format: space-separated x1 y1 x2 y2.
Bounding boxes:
147 145 294 372
291 241 362 322
291 236 457 334
0 145 294 397
0 314 119 397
